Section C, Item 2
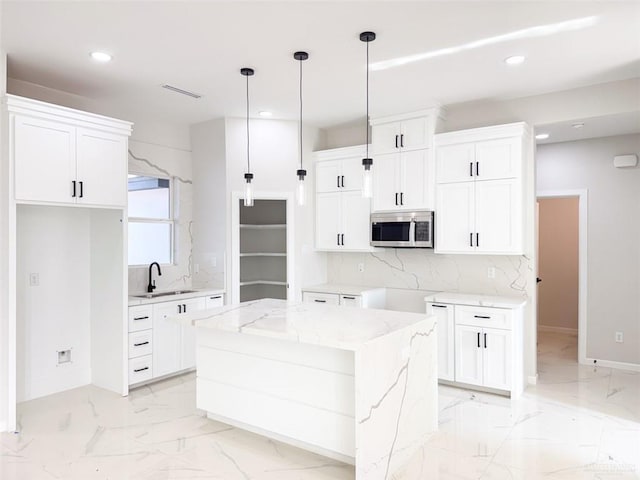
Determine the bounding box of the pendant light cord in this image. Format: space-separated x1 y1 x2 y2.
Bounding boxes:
299 58 303 170
246 73 250 174
365 39 370 159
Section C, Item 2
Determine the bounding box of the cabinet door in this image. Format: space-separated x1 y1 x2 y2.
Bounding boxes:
205 294 224 309
427 303 455 381
316 160 341 193
475 137 521 180
400 117 430 151
372 153 400 212
339 294 362 307
372 122 401 155
181 297 205 370
455 325 483 387
76 128 127 207
482 328 511 390
341 191 371 251
340 156 364 191
316 192 341 250
435 182 475 253
475 179 522 254
302 292 340 305
152 301 182 378
398 149 428 210
13 116 76 204
435 143 475 184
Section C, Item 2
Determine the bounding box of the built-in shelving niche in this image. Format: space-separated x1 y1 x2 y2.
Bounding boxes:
239 199 287 302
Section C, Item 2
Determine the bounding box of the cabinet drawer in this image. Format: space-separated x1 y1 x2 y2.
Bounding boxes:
339 294 362 307
129 305 153 332
129 354 153 384
454 305 512 330
302 292 340 306
205 294 224 309
128 330 153 359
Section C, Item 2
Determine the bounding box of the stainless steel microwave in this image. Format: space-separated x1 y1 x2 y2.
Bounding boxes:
370 211 434 248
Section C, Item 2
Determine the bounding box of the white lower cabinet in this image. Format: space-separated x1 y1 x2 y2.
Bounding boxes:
128 292 223 386
426 303 455 381
302 286 385 309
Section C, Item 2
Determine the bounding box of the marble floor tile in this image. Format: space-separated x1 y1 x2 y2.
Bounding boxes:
1 331 638 479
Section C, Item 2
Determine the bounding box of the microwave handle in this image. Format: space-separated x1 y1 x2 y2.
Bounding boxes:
409 220 416 245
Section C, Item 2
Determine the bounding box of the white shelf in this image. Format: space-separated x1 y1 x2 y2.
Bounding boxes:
240 224 286 230
239 280 287 287
240 252 286 257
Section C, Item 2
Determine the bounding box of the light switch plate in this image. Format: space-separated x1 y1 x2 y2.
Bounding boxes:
29 273 39 286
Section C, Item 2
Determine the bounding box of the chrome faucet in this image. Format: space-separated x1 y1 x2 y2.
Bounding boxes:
147 262 162 293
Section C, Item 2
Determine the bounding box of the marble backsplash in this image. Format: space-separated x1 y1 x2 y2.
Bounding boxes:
327 249 531 298
128 140 195 294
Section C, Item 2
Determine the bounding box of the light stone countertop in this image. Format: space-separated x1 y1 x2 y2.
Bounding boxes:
301 283 385 296
424 291 526 308
128 288 225 306
174 298 433 351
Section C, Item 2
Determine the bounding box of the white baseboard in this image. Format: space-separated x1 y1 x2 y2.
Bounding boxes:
538 325 578 335
583 357 640 372
527 374 539 385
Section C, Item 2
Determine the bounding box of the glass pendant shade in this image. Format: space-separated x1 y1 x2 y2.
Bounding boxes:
244 173 254 207
362 166 373 198
297 169 307 206
360 32 376 198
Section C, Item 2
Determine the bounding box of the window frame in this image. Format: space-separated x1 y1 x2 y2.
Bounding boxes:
127 171 176 267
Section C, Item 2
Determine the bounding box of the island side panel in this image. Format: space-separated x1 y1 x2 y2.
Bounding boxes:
195 328 357 460
354 316 438 480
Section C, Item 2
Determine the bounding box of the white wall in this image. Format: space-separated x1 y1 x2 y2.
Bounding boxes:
537 134 640 365
16 206 92 402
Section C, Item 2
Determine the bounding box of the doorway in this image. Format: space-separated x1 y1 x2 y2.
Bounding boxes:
536 191 588 367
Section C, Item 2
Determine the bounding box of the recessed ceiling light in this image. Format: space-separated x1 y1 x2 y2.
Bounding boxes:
258 111 272 117
535 133 550 140
90 51 112 62
504 55 526 65
572 122 585 129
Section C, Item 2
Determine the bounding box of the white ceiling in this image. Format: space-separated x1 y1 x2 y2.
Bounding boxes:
2 1 640 131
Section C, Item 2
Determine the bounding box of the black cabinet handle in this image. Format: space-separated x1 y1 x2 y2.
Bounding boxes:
395 192 399 205
337 233 340 246
133 366 149 373
432 304 448 309
178 304 182 314
342 296 356 300
341 234 345 246
476 161 479 177
79 181 84 198
133 316 149 321
341 175 345 188
400 134 404 148
469 162 473 177
183 304 187 313
477 332 481 348
470 233 473 247
484 333 487 348
395 135 398 148
476 233 479 247
209 295 222 300
474 315 491 319
314 299 326 303
72 180 77 198
400 192 404 205
337 176 340 188
133 341 150 347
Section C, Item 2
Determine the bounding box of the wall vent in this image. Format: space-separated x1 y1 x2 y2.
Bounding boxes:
161 84 202 99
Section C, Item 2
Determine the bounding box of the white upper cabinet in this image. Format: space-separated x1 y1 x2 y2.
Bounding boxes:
314 146 372 252
371 112 435 155
434 122 531 255
7 94 132 208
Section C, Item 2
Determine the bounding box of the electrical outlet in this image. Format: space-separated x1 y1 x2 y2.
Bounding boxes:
487 267 496 279
358 263 365 273
194 263 200 274
615 332 624 343
57 349 71 365
29 273 39 286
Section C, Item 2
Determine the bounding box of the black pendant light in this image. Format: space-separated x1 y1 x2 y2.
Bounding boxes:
241 67 255 207
294 51 309 206
360 31 375 198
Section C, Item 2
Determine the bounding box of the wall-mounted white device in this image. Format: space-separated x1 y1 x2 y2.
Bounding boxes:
613 154 638 168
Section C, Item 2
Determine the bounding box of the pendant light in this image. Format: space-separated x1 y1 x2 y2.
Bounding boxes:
241 67 255 207
294 51 309 206
360 31 376 198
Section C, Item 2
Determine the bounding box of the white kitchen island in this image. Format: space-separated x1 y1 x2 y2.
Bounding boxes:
177 298 438 480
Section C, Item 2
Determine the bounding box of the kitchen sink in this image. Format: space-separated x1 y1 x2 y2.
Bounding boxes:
133 290 198 299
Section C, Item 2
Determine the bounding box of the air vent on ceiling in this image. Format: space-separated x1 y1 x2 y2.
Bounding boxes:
161 84 202 99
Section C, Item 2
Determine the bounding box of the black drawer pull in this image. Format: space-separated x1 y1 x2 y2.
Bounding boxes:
133 341 149 347
342 296 356 300
432 304 447 309
133 316 149 321
474 315 491 319
395 192 399 206
314 299 327 303
209 295 222 300
133 366 149 373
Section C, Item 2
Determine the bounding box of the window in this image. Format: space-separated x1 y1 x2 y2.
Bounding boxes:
128 174 173 266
